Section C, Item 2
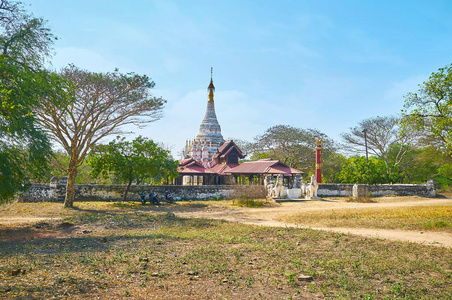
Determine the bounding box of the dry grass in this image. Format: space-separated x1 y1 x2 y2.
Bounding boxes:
280 203 452 233
231 185 273 208
231 185 267 200
0 201 451 299
0 201 231 221
0 201 75 219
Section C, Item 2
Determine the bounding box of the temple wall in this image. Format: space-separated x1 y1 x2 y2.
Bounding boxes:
22 181 436 202
317 181 436 198
22 184 234 202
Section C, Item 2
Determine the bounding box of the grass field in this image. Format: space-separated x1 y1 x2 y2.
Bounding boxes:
279 203 452 233
0 201 451 299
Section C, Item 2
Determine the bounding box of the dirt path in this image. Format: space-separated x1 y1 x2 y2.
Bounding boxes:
176 198 452 248
2 197 451 248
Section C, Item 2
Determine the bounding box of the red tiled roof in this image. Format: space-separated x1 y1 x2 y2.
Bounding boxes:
216 141 232 153
178 158 214 174
224 159 303 175
209 163 239 175
179 158 200 167
222 145 241 158
178 161 239 175
179 159 190 165
266 165 303 174
178 157 302 176
178 164 216 174
213 140 245 159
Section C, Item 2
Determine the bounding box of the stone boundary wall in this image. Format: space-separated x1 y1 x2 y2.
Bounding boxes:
24 184 234 202
318 180 436 198
24 181 436 202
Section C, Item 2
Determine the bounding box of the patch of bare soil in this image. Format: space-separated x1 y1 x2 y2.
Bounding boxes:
176 197 452 248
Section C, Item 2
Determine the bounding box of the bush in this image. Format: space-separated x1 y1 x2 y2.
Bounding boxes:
231 185 266 200
234 198 266 207
231 185 268 207
339 156 402 184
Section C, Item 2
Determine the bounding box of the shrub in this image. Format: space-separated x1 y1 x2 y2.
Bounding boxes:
231 185 266 200
231 185 267 207
234 198 266 208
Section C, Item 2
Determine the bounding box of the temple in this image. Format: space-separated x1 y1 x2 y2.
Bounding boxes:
183 68 225 164
177 140 245 185
176 69 303 186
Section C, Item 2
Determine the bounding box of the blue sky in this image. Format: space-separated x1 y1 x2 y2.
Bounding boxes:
24 0 452 158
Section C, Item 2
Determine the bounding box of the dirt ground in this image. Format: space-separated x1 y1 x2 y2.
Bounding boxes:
1 196 451 247
1 196 452 299
175 196 452 248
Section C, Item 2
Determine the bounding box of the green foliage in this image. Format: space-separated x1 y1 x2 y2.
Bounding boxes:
47 150 93 184
402 63 452 151
249 151 273 161
0 1 63 202
250 125 336 175
0 147 32 202
435 162 452 189
341 115 419 179
35 63 166 207
391 145 452 186
88 136 178 200
322 152 347 183
338 156 402 184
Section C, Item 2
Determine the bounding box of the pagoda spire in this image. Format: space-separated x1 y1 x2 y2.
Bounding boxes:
193 68 225 160
208 67 215 102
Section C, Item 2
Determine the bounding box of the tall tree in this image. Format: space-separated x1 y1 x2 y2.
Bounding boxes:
88 136 178 201
402 63 452 152
339 156 402 184
35 65 166 207
322 152 347 183
340 115 418 172
250 125 335 174
0 0 61 202
396 145 452 186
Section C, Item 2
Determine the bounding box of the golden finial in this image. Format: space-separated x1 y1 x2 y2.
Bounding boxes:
208 67 215 101
317 139 322 145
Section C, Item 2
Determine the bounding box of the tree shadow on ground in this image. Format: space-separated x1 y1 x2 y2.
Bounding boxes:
0 213 220 255
106 201 210 213
69 202 211 217
435 193 450 199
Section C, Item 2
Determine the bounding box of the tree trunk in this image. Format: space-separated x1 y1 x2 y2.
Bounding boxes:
64 162 78 208
404 170 411 184
123 178 133 202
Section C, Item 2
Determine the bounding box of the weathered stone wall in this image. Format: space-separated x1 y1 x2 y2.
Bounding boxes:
24 181 436 202
317 184 354 197
317 181 436 198
24 184 234 202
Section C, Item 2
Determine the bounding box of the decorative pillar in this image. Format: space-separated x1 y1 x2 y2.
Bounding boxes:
315 139 322 184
